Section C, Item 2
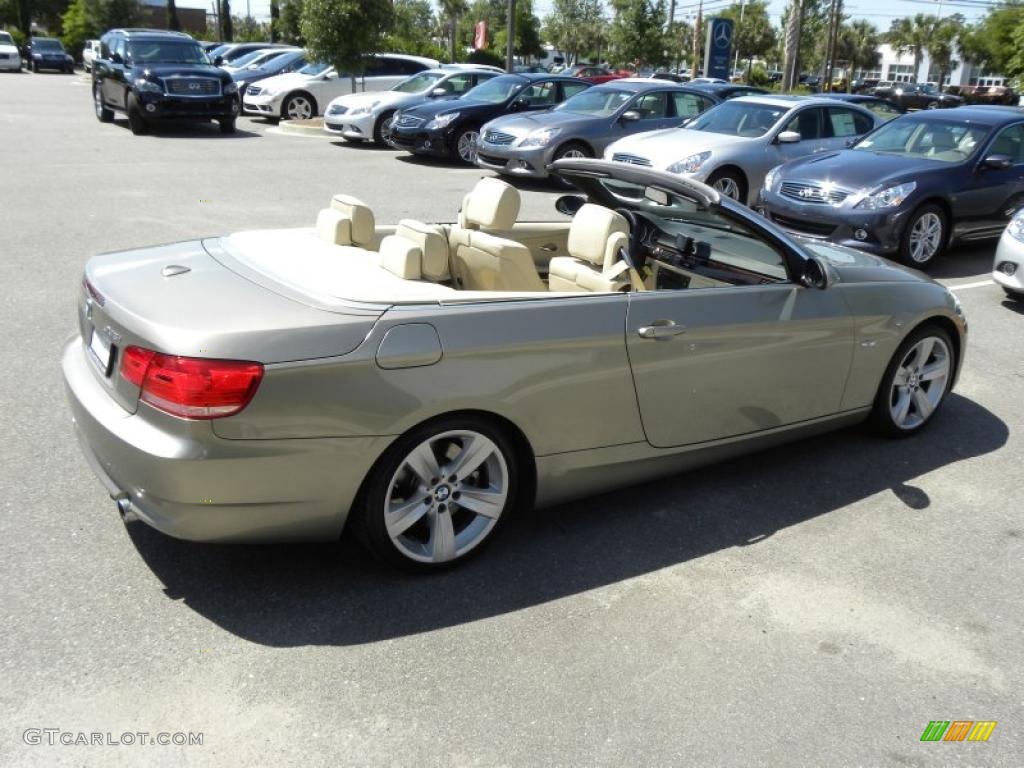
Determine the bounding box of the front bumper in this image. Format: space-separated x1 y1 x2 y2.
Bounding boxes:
760 188 910 255
62 337 390 542
388 124 452 158
992 228 1024 294
243 91 283 117
0 53 20 71
324 109 375 140
33 57 70 71
138 91 239 121
474 140 553 178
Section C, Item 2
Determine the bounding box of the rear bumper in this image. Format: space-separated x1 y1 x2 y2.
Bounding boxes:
62 337 391 542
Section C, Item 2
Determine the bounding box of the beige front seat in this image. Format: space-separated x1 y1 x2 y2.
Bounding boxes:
316 194 376 248
547 204 632 292
449 178 545 292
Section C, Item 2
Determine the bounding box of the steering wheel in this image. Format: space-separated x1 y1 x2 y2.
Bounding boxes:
614 208 648 271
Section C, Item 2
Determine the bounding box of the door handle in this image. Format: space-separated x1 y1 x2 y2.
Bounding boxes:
540 243 558 252
637 320 686 339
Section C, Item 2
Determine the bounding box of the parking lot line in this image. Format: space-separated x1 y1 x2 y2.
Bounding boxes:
948 279 995 292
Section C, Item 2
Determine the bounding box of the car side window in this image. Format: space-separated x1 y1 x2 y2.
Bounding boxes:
561 81 589 100
520 81 557 106
865 101 899 120
443 73 474 95
633 92 668 119
100 36 111 59
397 58 426 75
785 108 823 140
112 37 125 63
672 92 710 119
475 72 498 86
826 107 864 138
988 124 1024 163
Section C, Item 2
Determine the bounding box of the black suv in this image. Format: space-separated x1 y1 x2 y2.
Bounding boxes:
92 29 240 135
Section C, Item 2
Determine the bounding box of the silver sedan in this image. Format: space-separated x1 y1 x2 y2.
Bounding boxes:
63 160 965 571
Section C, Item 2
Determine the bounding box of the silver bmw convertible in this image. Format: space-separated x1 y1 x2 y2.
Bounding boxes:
63 160 966 571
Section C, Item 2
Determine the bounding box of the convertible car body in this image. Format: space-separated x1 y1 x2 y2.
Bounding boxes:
63 161 966 570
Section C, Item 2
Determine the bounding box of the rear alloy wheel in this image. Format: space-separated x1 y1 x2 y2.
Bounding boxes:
900 204 946 267
868 325 953 436
93 82 113 122
708 169 747 203
373 110 396 145
282 92 315 121
454 127 480 164
354 418 519 571
126 94 148 135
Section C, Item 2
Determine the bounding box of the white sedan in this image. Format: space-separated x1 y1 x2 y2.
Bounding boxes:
993 209 1024 299
0 30 20 72
243 53 439 121
323 67 499 144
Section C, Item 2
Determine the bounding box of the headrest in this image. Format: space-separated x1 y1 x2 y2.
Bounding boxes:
316 208 354 246
330 194 375 246
458 177 520 231
568 204 630 269
378 235 422 280
396 220 450 281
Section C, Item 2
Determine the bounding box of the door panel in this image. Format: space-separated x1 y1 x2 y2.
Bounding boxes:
955 123 1024 237
625 285 855 448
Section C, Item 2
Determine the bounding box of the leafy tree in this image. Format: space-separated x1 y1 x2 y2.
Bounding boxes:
493 0 544 59
886 13 939 82
233 15 269 41
609 0 666 68
778 0 831 74
301 0 392 84
960 3 1024 76
543 0 605 65
663 20 692 71
720 0 776 70
439 0 468 62
61 0 100 59
384 0 446 58
277 0 304 45
926 14 963 87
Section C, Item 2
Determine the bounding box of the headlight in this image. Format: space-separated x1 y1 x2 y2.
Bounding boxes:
224 81 238 94
764 165 783 193
134 79 163 94
855 181 916 210
32 53 41 59
666 151 711 174
350 101 380 115
425 112 459 130
1007 209 1024 243
520 127 559 147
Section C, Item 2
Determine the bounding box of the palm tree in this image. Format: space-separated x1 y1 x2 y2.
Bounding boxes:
440 0 469 63
887 13 938 82
838 19 881 92
926 14 964 87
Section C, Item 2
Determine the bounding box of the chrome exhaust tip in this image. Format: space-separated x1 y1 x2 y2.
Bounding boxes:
116 497 138 523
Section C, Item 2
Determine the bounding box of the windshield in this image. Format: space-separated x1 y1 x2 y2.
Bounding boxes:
462 75 526 104
855 118 990 163
0 32 14 45
230 49 272 68
392 71 444 93
687 101 786 137
245 49 289 68
34 39 63 51
555 88 631 116
127 41 207 64
298 61 331 76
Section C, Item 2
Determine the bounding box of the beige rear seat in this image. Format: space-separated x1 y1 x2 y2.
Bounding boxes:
316 194 376 247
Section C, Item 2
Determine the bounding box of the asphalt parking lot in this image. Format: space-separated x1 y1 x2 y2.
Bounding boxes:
1 71 1022 767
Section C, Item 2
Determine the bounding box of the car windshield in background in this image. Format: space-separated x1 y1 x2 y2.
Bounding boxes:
556 88 631 116
855 119 990 163
0 32 14 45
230 49 272 68
688 101 786 137
463 75 526 104
34 39 63 51
393 71 444 93
127 41 207 64
299 61 331 76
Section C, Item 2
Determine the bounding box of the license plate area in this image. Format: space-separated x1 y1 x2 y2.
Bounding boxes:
88 327 114 376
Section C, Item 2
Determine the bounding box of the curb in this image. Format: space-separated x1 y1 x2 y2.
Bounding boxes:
277 118 328 137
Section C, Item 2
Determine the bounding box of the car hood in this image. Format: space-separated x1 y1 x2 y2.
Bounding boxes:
779 149 955 191
486 110 596 136
798 238 930 284
0 43 18 54
607 128 752 163
331 89 413 110
131 63 230 82
403 97 494 119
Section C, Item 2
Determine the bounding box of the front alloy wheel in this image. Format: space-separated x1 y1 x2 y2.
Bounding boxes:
283 93 314 121
869 325 953 436
901 205 945 267
93 82 113 122
355 419 519 570
455 128 480 164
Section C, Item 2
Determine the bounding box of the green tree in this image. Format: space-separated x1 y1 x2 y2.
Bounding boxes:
61 0 100 58
836 18 880 90
301 0 392 84
277 0 304 45
886 13 939 83
720 0 776 69
778 0 830 75
959 3 1024 76
543 0 605 66
926 14 963 87
493 0 544 59
439 0 468 62
384 0 446 58
609 0 666 68
233 15 269 41
664 20 692 71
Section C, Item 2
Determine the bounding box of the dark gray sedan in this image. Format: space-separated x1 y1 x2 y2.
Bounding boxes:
474 80 720 180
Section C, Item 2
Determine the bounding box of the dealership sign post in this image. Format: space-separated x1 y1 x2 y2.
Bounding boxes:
703 17 733 81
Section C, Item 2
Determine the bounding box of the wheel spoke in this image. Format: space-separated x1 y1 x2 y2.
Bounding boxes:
912 387 934 420
429 508 456 561
893 367 910 386
914 338 935 368
455 488 504 518
892 388 912 425
405 442 441 484
919 359 948 381
386 495 430 536
447 435 494 480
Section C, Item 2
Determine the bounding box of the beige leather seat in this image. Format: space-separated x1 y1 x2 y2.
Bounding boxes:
316 194 376 248
547 204 633 292
449 177 545 292
378 219 451 282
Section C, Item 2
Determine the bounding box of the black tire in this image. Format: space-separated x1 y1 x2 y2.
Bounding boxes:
452 126 481 164
707 168 748 204
352 415 521 572
1003 286 1024 300
372 109 395 145
31 62 37 73
93 82 113 123
219 117 236 134
867 323 955 437
127 94 148 135
551 141 592 187
898 203 947 268
281 91 316 121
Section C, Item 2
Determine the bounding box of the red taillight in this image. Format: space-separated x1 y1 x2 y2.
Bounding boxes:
119 346 264 420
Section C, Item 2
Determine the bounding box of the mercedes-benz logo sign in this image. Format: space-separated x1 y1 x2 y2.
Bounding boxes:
188 82 199 91
714 23 732 49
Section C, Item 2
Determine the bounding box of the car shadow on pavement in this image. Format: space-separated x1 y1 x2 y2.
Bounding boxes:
927 243 995 280
110 118 262 139
127 393 1007 648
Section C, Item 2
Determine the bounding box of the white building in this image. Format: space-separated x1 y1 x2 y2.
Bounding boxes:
852 44 1006 87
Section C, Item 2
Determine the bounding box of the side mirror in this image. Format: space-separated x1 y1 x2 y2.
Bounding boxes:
621 110 641 122
777 130 801 144
110 52 123 64
430 87 447 97
555 194 586 216
800 256 831 289
983 154 1013 171
213 55 223 66
844 137 857 147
